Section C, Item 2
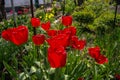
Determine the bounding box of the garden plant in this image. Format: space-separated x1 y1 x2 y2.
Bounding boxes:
0 0 120 80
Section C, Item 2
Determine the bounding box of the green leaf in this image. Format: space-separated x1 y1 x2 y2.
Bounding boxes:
3 61 17 78
30 66 37 74
19 72 29 80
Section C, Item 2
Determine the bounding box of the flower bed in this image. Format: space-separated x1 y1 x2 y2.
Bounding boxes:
0 0 120 80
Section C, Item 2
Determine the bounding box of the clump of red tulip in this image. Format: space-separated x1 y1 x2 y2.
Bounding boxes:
1 15 108 69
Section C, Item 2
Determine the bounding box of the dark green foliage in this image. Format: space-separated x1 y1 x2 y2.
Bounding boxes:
72 10 95 24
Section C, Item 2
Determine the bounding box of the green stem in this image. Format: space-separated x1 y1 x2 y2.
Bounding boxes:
54 68 61 80
94 64 97 79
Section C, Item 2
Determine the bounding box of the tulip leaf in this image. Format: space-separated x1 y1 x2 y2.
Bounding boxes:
3 61 17 78
19 72 29 80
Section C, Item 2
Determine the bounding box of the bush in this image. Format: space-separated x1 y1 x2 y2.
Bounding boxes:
72 10 95 24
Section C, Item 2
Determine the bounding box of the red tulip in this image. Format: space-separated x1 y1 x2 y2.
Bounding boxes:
23 8 29 13
88 46 108 64
17 11 23 15
48 46 67 68
31 18 40 27
95 54 108 64
47 34 69 49
10 10 13 14
78 77 84 80
62 16 72 26
1 29 12 41
88 46 101 59
71 36 86 50
115 74 120 80
32 34 45 46
41 21 50 31
54 26 76 46
10 26 28 45
47 30 58 37
71 35 78 42
62 26 76 36
2 26 28 45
